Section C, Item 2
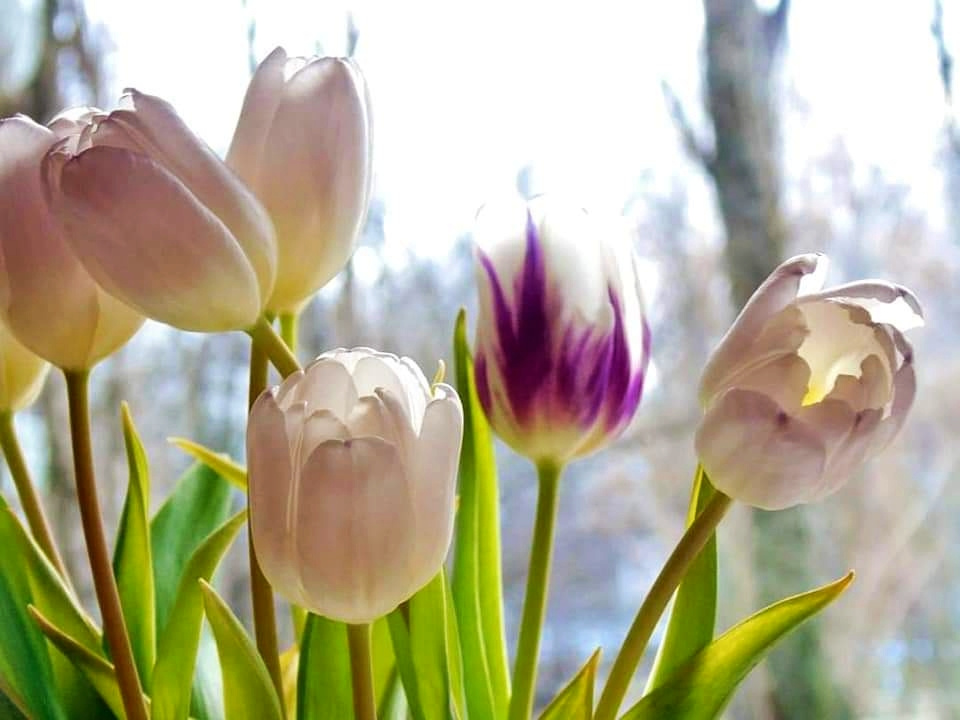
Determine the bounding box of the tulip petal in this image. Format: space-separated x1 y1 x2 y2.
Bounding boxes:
294 437 417 624
346 390 417 455
0 324 49 412
869 332 917 453
814 407 883 500
299 409 350 463
50 145 262 331
695 389 826 510
288 359 359 420
700 254 823 405
226 47 288 186
352 355 417 419
247 391 300 602
799 281 924 332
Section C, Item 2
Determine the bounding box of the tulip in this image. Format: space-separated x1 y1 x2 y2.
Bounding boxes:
473 197 651 464
695 253 923 510
227 47 373 313
42 94 277 333
0 115 144 370
247 348 463 624
0 324 49 413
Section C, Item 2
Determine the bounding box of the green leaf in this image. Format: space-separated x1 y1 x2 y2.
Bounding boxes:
377 671 408 720
622 573 855 720
198 580 283 720
0 684 29 720
538 649 600 720
386 610 425 720
371 616 397 709
450 309 508 719
645 466 717 692
29 606 126 719
151 510 246 720
112 404 156 687
297 614 354 720
168 438 247 491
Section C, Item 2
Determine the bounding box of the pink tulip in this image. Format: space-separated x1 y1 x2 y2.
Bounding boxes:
228 47 373 313
0 115 143 370
42 93 277 332
696 254 923 510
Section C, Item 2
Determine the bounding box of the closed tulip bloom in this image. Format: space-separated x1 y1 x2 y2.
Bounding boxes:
473 198 650 464
0 324 49 413
696 254 923 510
247 348 462 624
42 94 276 332
227 47 373 313
0 115 143 370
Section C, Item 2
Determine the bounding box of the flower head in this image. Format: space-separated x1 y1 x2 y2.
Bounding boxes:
695 254 923 510
473 198 650 464
247 348 462 624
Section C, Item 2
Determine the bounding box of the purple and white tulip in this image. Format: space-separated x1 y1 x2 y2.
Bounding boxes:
473 198 650 464
695 254 923 510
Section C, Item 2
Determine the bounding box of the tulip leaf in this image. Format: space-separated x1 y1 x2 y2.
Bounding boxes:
29 605 126 719
386 610 426 720
622 572 855 720
371 616 397 709
537 649 600 720
645 466 717 692
168 437 248 491
198 580 283 720
297 614 354 720
151 510 246 720
450 308 509 720
377 670 409 720
112 404 156 687
0 684 28 720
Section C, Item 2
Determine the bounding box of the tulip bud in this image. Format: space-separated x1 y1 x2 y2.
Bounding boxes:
247 348 463 624
473 197 651 464
0 115 143 370
695 254 923 510
228 47 373 313
42 93 277 333
0 324 49 413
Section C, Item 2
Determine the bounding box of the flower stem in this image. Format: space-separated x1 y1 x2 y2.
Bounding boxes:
63 370 147 720
247 338 286 717
279 311 299 350
593 491 733 720
507 460 563 720
247 315 301 379
0 410 69 581
347 623 376 720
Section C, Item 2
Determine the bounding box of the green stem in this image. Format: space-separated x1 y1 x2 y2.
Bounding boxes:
593 492 734 720
247 338 286 717
278 312 299 351
247 316 301 379
0 411 68 580
63 370 148 720
347 623 376 720
507 460 563 720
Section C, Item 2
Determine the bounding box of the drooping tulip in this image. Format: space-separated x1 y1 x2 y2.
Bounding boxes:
473 197 650 464
0 115 143 370
695 253 923 510
247 348 462 624
0 324 49 413
42 94 277 333
227 47 373 313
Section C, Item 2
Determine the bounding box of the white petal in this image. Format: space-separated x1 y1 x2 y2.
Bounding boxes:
346 390 417 455
293 358 359 420
298 409 350 464
800 281 923 331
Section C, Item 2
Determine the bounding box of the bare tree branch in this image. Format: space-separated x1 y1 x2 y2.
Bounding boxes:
661 80 716 172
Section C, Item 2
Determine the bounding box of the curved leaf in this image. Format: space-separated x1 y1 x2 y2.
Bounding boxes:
297 614 353 720
168 438 247 491
151 510 246 720
538 649 600 720
113 404 156 687
622 573 855 720
199 580 282 720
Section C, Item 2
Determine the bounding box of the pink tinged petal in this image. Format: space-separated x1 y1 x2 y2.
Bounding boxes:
814 407 884 501
257 58 372 311
351 356 414 417
52 146 263 331
800 281 924 332
247 392 300 605
695 388 827 510
406 391 463 596
0 117 143 369
226 47 288 185
700 254 823 405
346 390 418 455
869 331 917 453
298 409 350 464
101 91 277 304
290 358 358 420
294 437 417 624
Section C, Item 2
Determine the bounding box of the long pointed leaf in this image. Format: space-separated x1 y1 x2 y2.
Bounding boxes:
168 438 247 491
538 649 600 720
199 581 283 720
151 510 246 720
113 404 156 687
450 309 508 719
297 614 354 720
622 573 855 720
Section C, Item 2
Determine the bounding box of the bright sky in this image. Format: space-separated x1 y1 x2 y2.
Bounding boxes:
71 0 957 258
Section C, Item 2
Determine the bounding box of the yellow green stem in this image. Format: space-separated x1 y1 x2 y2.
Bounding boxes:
247 316 301 379
278 312 299 351
593 491 733 720
347 623 376 720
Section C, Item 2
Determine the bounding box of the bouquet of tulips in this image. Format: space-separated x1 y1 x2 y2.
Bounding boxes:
0 45 923 720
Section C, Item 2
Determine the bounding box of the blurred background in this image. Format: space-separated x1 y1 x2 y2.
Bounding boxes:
2 0 957 717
